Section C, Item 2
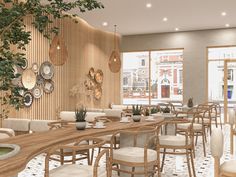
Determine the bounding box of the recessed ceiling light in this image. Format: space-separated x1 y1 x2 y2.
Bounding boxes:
221 12 227 16
146 3 152 8
102 22 108 26
225 23 230 27
175 28 179 31
163 17 168 22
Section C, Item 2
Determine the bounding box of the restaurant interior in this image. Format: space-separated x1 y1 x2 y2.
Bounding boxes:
1 0 236 177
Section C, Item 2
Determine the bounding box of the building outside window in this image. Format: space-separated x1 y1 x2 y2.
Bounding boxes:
208 46 236 102
122 49 183 105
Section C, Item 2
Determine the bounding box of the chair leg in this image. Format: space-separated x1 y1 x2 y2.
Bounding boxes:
230 127 234 155
91 148 94 165
219 116 223 129
186 150 192 177
161 148 166 172
87 149 91 165
190 149 196 177
195 133 198 146
202 131 206 157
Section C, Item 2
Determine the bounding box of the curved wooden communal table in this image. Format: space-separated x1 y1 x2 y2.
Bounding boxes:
0 117 164 177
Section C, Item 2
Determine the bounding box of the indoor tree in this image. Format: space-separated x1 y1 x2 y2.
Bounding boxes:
0 0 104 118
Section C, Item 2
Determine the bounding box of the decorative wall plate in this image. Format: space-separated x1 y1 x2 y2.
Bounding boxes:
89 67 95 79
36 74 44 85
24 92 33 107
31 63 39 73
39 61 54 80
109 50 121 73
49 35 68 66
94 86 102 100
43 80 54 93
21 58 28 70
32 86 43 99
94 70 103 84
21 69 36 90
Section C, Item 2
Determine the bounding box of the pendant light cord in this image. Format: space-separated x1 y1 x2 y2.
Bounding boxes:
113 24 117 51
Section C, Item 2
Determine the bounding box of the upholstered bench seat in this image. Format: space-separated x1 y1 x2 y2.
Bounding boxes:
50 164 106 177
60 111 106 122
30 120 54 132
188 118 210 123
177 123 202 130
220 160 236 174
104 109 122 117
113 147 157 163
159 135 190 146
3 118 30 134
0 128 15 139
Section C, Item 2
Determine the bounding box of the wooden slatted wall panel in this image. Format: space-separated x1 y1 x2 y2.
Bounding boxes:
8 16 120 120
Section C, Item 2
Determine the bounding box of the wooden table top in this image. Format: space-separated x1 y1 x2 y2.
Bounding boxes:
0 117 164 177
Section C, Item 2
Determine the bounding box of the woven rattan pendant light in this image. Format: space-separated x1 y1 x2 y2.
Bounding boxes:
108 25 121 73
49 19 68 66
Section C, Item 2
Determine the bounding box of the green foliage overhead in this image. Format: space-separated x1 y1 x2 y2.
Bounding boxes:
0 0 104 117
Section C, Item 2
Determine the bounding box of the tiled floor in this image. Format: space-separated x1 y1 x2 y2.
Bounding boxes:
19 125 236 177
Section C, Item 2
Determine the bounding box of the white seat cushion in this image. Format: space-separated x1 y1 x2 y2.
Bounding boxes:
188 118 210 124
220 160 236 174
159 135 190 146
56 141 88 153
177 123 202 131
104 109 122 117
3 118 30 131
113 147 157 163
30 120 54 132
0 128 15 139
99 134 120 142
50 164 106 177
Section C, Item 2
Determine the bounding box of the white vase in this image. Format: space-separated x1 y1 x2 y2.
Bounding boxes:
132 115 141 122
76 122 86 130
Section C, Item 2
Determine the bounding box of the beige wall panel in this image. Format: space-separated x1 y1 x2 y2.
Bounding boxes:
121 28 236 104
7 16 120 120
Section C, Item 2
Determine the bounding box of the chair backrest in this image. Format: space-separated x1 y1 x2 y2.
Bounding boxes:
210 128 224 158
229 109 235 125
112 126 157 148
44 136 107 177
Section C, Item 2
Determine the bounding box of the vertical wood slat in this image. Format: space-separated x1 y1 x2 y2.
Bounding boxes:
6 16 120 121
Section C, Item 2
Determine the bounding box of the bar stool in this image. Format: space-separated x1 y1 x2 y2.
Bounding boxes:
211 128 236 177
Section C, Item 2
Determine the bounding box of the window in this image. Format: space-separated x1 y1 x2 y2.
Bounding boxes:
150 50 183 104
122 52 149 105
208 47 236 102
122 49 183 105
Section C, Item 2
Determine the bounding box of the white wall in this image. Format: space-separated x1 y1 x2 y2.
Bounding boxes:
121 28 236 104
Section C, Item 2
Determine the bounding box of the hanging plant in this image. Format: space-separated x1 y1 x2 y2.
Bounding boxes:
0 0 104 118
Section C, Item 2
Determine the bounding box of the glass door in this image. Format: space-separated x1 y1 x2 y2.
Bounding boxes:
224 60 236 123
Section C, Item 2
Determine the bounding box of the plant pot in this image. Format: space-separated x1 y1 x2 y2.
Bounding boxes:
132 115 141 122
76 122 86 130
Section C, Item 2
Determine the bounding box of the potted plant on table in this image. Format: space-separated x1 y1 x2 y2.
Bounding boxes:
75 107 87 130
187 97 193 108
132 105 142 122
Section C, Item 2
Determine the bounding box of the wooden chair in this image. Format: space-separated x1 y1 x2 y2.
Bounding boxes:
47 121 91 165
176 113 206 157
229 109 236 154
44 136 110 177
211 128 236 177
109 126 158 177
197 103 213 135
157 120 196 177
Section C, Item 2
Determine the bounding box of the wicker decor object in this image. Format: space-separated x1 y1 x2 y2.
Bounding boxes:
49 35 68 66
109 50 121 73
21 69 36 90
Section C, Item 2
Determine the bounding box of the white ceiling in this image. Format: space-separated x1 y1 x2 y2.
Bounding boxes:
73 0 236 35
